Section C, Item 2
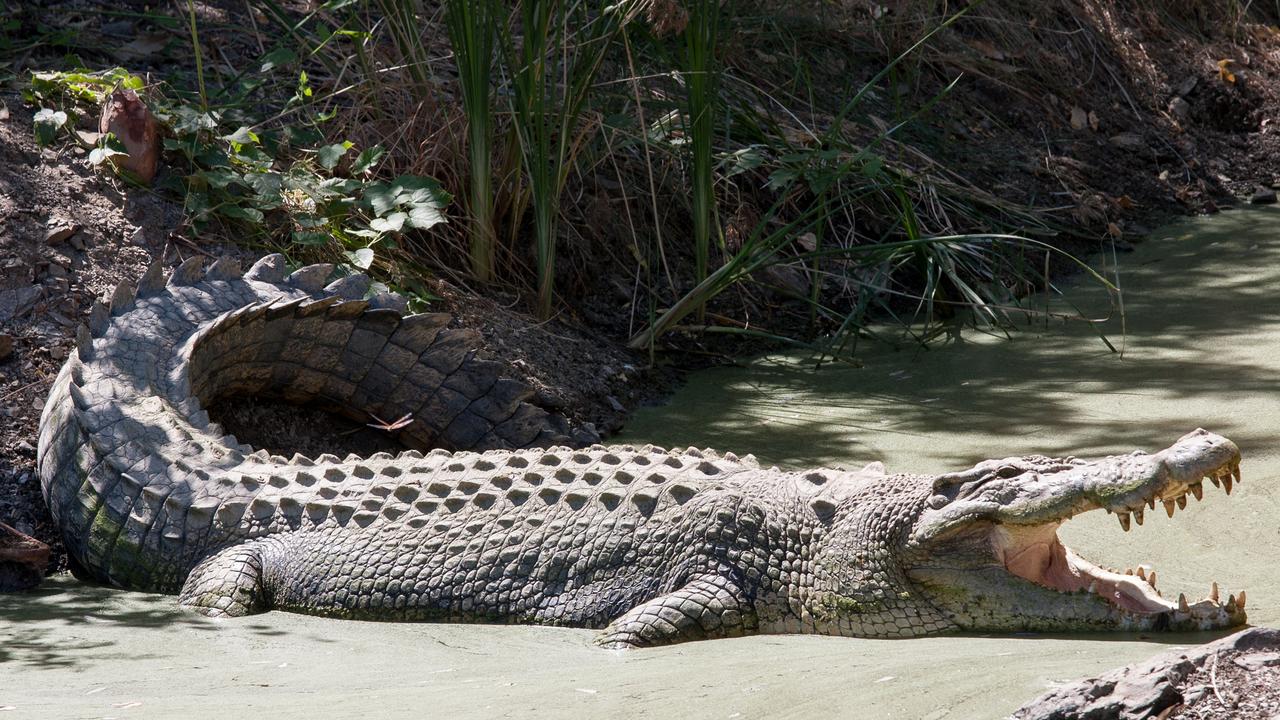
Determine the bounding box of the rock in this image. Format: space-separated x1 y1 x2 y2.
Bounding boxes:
1250 186 1277 204
1012 628 1280 720
1233 652 1280 672
0 286 42 323
44 219 79 246
0 334 11 361
1109 133 1145 151
98 88 160 184
1168 96 1191 121
49 345 67 361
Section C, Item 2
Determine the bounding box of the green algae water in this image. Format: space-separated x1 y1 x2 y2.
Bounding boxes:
3 208 1279 719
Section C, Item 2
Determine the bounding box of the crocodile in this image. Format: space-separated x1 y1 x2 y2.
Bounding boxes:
36 255 1248 647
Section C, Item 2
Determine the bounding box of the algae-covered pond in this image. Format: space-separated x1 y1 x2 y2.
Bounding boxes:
4 208 1280 719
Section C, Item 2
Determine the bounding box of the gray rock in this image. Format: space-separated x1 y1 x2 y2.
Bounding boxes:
1233 651 1280 672
1011 628 1280 720
0 286 42 323
1250 187 1277 205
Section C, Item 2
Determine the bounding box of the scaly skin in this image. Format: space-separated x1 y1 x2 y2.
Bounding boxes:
37 255 1248 647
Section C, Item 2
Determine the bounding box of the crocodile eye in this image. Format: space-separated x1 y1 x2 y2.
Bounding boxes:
996 465 1023 479
927 494 949 509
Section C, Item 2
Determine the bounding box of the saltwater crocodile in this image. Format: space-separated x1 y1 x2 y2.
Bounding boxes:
36 255 1248 647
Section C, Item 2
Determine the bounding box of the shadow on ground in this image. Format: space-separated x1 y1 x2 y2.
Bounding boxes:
623 207 1280 473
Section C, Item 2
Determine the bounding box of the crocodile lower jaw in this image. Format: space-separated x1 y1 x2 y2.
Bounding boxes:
994 522 1245 624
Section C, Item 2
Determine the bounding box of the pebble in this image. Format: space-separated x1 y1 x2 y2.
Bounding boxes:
44 220 79 246
1109 132 1145 151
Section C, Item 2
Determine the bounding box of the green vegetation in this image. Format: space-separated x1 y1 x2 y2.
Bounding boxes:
23 0 1250 357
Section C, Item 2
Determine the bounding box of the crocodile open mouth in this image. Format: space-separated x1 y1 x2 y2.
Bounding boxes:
992 462 1245 621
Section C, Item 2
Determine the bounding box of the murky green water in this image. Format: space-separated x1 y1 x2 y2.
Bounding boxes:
4 209 1279 719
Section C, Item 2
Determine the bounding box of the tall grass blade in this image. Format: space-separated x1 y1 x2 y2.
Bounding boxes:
683 0 720 322
445 0 500 283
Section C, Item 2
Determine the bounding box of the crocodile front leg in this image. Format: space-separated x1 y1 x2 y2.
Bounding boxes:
595 574 757 648
178 540 277 617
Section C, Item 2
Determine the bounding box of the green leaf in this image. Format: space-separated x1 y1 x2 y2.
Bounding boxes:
259 47 297 74
369 211 407 234
201 168 241 189
406 202 446 230
221 126 259 147
242 171 284 201
292 230 331 245
316 141 353 170
217 205 265 222
352 144 385 175
861 155 884 178
88 146 127 166
33 108 68 146
346 247 375 269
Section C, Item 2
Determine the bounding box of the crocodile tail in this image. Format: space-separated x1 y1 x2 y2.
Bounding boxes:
36 254 594 589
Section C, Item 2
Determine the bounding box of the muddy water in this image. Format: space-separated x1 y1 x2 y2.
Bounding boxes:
3 209 1279 719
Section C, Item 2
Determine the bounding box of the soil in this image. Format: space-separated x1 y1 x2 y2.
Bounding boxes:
5 3 1280 715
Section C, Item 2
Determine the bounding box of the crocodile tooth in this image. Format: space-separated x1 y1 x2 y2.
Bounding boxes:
1118 513 1131 532
1226 594 1238 612
1135 567 1146 580
1222 473 1233 495
1163 499 1176 518
1239 590 1247 609
1232 464 1242 485
1208 475 1221 488
1210 581 1219 603
1124 567 1134 575
1178 594 1190 613
1190 483 1203 501
1145 498 1155 511
1176 495 1187 509
1147 571 1157 588
1133 507 1144 526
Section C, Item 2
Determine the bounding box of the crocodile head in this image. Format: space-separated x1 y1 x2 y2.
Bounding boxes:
902 428 1246 633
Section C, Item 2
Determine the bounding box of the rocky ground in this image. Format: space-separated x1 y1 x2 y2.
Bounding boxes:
1012 628 1280 720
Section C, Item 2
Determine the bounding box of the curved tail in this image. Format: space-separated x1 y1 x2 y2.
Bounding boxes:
36 254 594 590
